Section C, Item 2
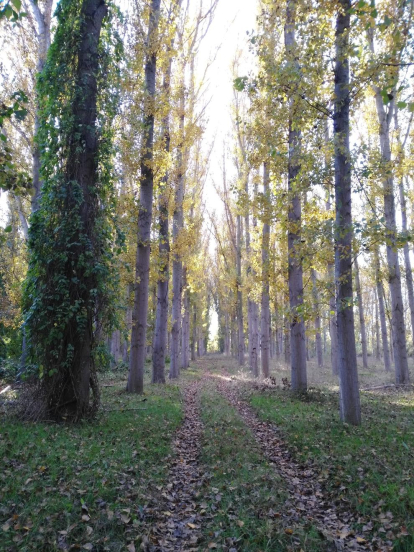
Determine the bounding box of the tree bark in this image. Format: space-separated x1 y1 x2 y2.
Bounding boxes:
127 0 161 393
261 162 271 378
367 34 409 384
399 176 414 352
334 0 361 425
285 0 307 392
374 291 381 360
374 248 392 372
181 266 190 369
354 256 368 369
26 0 54 212
152 22 177 383
169 75 185 379
224 311 230 355
236 214 245 365
311 269 323 368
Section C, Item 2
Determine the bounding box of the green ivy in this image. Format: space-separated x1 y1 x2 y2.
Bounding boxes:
0 90 32 194
23 0 124 386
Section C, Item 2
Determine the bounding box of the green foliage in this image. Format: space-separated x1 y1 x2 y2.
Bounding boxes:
0 90 32 194
0 0 26 22
23 0 123 380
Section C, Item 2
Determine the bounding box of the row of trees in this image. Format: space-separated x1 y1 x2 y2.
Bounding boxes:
211 0 413 425
0 0 216 419
1 0 413 426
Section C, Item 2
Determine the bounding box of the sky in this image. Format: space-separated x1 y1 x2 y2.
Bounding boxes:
0 0 259 344
191 0 259 343
194 0 258 212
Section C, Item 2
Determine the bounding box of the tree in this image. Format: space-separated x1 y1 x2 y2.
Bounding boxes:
334 0 361 425
366 7 410 384
24 0 119 420
285 0 307 392
261 163 271 378
127 0 161 393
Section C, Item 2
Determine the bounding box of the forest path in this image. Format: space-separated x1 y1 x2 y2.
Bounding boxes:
142 357 377 551
200 356 371 552
143 379 206 551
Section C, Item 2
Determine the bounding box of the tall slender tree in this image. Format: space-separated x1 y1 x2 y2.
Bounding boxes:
334 0 361 425
261 162 271 378
285 0 307 392
127 0 161 393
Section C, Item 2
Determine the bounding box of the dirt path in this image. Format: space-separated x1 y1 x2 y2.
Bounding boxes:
142 380 207 551
212 373 371 552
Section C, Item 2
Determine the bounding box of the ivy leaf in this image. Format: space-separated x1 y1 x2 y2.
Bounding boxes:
2 4 13 19
11 0 21 11
234 77 247 92
14 108 28 121
4 225 12 233
397 101 407 110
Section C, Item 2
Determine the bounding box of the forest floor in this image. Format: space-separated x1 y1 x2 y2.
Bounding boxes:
0 356 413 552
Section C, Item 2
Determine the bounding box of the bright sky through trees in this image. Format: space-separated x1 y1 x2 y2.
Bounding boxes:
195 0 257 206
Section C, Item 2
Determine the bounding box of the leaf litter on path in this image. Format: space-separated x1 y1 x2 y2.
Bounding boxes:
210 368 382 552
141 380 209 551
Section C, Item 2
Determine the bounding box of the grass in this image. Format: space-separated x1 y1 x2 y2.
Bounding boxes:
0 380 182 551
248 386 414 551
199 383 326 551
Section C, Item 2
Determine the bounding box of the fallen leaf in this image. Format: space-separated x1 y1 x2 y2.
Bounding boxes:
86 526 93 536
236 520 244 527
82 545 93 551
285 528 293 535
120 514 131 524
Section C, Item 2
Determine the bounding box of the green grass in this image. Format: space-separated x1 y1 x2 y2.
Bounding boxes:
248 387 414 551
199 385 326 551
0 381 182 551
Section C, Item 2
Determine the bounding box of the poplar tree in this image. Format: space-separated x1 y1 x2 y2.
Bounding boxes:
24 0 120 420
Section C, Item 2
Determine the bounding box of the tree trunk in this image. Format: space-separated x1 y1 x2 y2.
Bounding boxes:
261 162 271 378
152 30 176 383
324 125 339 377
367 36 409 384
374 290 381 360
169 77 185 379
191 302 197 361
334 0 361 425
181 266 190 369
399 177 414 352
375 248 392 372
224 311 230 355
311 269 323 368
285 0 307 392
236 214 245 365
354 256 368 369
127 0 161 393
27 0 54 212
